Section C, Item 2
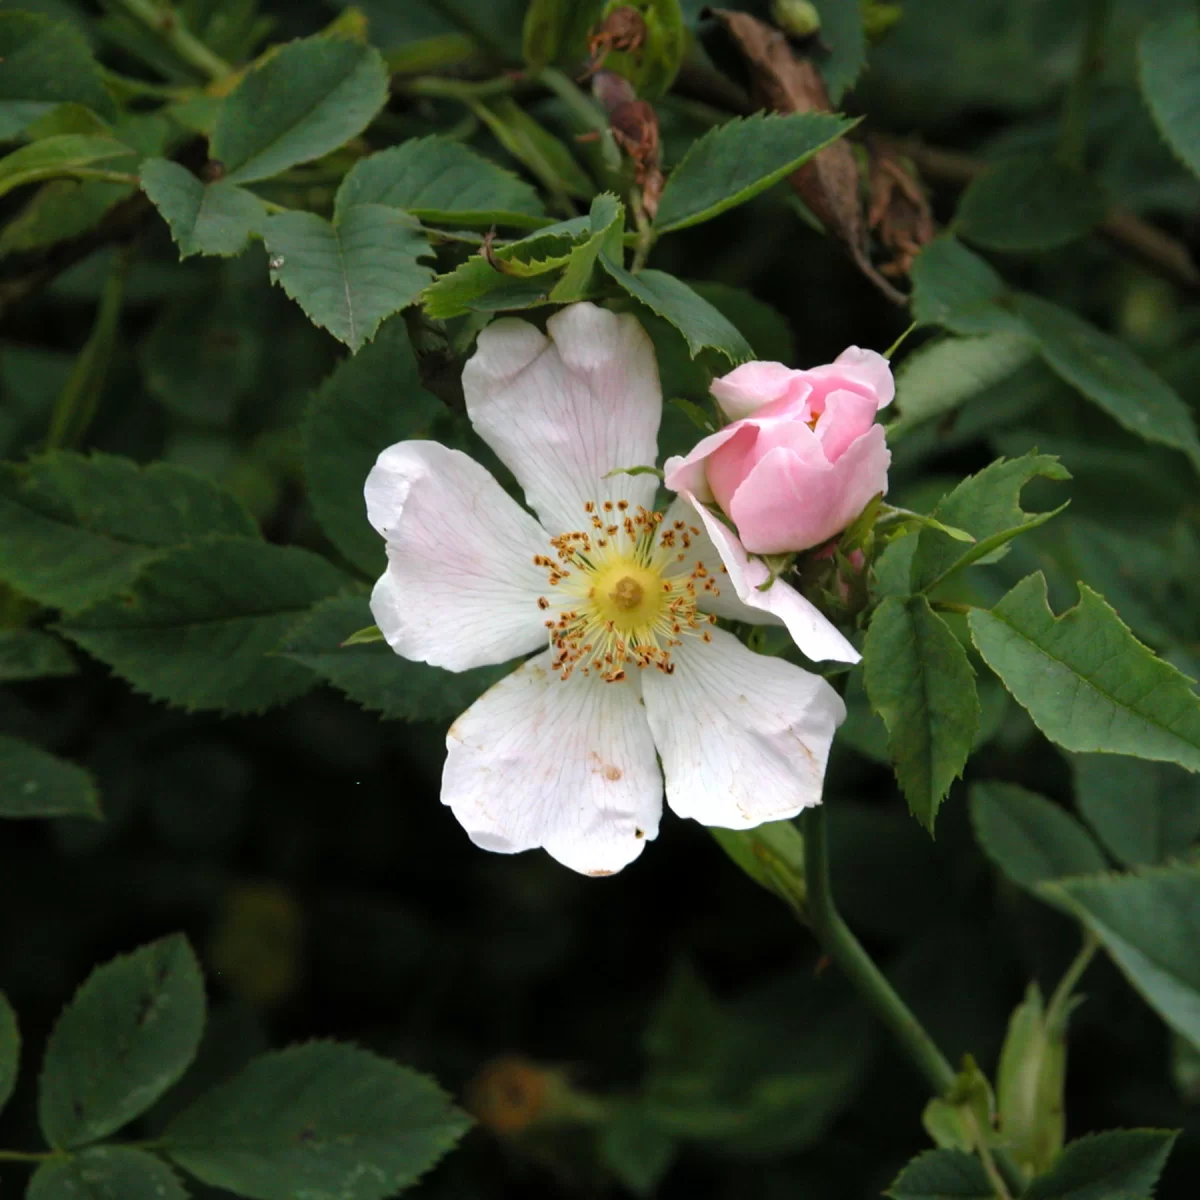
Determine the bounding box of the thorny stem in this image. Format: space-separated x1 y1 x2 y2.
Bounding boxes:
800 806 1027 1198
1059 0 1111 170
110 0 232 82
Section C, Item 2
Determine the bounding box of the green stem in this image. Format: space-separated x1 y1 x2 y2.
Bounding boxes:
883 321 917 360
401 75 518 102
1046 931 1099 1027
801 806 1027 1198
631 190 654 272
110 0 232 81
0 1149 65 1162
1058 0 1110 169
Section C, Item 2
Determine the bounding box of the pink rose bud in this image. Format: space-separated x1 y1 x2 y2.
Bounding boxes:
664 348 894 555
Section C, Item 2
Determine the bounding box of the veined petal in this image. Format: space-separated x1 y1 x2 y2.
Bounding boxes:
463 303 662 534
643 629 845 828
442 652 662 875
366 441 549 671
676 491 861 663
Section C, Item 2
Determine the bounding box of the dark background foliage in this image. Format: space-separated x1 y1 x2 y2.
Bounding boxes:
2 0 1199 1197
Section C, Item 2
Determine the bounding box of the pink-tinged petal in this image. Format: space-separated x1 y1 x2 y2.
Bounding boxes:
703 424 761 512
662 424 745 502
805 346 895 413
442 654 662 875
462 303 661 535
813 388 881 462
643 628 845 828
366 441 549 671
728 425 890 555
710 360 810 420
678 492 860 663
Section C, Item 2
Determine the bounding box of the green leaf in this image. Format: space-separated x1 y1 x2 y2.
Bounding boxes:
0 135 132 202
707 820 807 916
909 236 1026 335
39 934 206 1148
968 572 1200 771
0 735 100 820
1073 755 1200 868
305 317 444 576
969 782 1106 896
0 452 258 613
264 206 434 351
0 629 76 681
140 158 267 259
1139 11 1200 180
1048 867 1200 1051
60 537 349 715
889 332 1038 441
0 11 116 139
600 260 753 363
688 282 796 362
0 990 16 1115
654 112 854 234
598 1105 676 1197
1022 1128 1179 1200
28 1148 189 1200
550 192 624 302
1014 293 1200 472
522 0 603 71
334 135 548 228
282 592 511 722
815 0 867 103
957 155 1107 252
864 595 979 832
211 36 389 184
885 1148 992 1199
911 452 1070 593
474 97 594 201
162 1041 471 1200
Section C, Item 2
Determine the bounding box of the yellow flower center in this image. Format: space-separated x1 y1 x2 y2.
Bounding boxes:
533 500 722 683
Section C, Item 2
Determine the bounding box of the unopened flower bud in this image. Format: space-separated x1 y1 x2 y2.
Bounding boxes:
772 0 822 38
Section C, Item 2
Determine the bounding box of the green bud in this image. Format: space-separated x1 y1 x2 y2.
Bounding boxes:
772 0 822 38
996 982 1072 1175
596 1 687 102
923 1055 995 1153
862 2 904 42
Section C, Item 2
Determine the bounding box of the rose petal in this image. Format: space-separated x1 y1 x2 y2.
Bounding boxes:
462 303 662 535
442 653 662 875
643 628 845 828
366 441 550 670
807 345 895 412
812 388 882 463
710 360 810 420
676 491 861 663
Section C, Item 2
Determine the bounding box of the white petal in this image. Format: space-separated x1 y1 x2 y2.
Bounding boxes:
643 628 845 829
658 496 782 626
675 490 861 664
366 441 550 670
462 303 662 534
443 652 663 875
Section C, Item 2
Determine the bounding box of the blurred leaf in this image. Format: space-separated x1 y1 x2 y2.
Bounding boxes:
522 0 603 71
0 735 99 820
39 934 206 1148
0 135 132 202
0 11 116 139
1022 1128 1178 1199
335 135 548 228
599 259 753 362
814 0 867 103
0 177 131 259
0 629 76 681
864 595 979 832
264 206 434 351
0 990 16 1115
969 782 1106 896
1014 294 1200 473
889 332 1038 441
1139 11 1200 180
1048 866 1200 1052
969 573 1200 770
909 235 1026 335
28 1148 188 1200
59 536 349 714
0 452 258 613
884 1148 992 1199
211 37 388 184
282 592 511 722
707 819 807 916
911 452 1070 593
140 158 267 259
305 317 444 576
474 97 594 200
162 1041 471 1200
957 155 1107 252
597 1105 676 1197
689 282 795 362
1073 755 1200 868
654 112 854 234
